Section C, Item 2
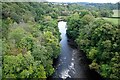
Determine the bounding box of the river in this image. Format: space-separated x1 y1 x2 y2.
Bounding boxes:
52 21 102 79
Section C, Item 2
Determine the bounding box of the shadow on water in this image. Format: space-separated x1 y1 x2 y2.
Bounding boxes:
47 21 103 80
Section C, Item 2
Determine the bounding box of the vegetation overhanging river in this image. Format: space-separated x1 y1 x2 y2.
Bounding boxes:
48 21 102 79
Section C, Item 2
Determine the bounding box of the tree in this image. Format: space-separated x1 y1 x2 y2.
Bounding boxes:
67 12 120 79
3 52 46 78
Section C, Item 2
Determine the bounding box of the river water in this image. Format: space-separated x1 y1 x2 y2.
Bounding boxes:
52 21 100 79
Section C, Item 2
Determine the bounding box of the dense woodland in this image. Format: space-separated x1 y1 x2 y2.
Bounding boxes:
67 5 120 80
1 2 62 78
1 2 120 79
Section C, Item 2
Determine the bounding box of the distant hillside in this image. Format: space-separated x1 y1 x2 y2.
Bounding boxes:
87 3 119 10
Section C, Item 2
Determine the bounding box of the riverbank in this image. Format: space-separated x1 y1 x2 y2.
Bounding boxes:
47 21 103 79
47 38 103 80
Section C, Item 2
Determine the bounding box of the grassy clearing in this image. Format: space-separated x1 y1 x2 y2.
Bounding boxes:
96 17 119 25
103 17 119 25
112 10 120 17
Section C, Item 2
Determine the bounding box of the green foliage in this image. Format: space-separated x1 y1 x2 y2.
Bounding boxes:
66 13 81 39
88 47 98 60
2 2 119 79
45 63 55 76
100 64 111 78
10 12 22 23
3 52 46 78
99 10 112 17
9 27 27 45
79 10 91 17
43 31 60 58
0 39 2 79
81 14 95 25
89 60 100 71
2 2 61 78
67 12 120 79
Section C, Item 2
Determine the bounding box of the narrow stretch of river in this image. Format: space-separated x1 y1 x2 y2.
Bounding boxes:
52 21 89 79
